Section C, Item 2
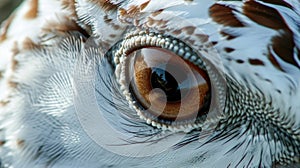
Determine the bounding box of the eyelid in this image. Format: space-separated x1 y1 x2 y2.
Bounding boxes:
108 30 227 132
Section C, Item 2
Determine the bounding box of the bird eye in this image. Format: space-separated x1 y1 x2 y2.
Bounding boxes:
111 31 219 131
127 47 211 123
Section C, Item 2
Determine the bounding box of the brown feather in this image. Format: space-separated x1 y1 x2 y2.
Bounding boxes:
209 4 245 27
24 0 39 19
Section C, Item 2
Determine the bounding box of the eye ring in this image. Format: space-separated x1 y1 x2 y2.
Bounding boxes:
110 30 225 132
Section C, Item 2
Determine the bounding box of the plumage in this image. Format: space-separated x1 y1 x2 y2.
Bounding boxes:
0 0 299 167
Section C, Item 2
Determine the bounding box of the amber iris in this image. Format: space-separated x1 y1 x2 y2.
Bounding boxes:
127 47 211 122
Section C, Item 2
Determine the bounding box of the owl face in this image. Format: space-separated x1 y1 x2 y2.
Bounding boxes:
0 0 299 167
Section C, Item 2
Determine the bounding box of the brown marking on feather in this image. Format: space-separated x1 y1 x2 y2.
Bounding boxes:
109 34 116 38
209 4 244 27
220 30 237 40
11 41 20 57
211 41 218 46
23 37 40 50
236 59 244 64
0 14 15 42
8 81 18 88
125 5 141 16
140 1 150 11
61 0 78 19
243 1 299 68
248 59 265 66
160 24 167 29
133 19 140 26
0 71 3 79
25 0 39 19
185 39 195 46
113 25 121 30
119 1 150 18
61 0 75 10
172 29 181 35
157 20 168 27
0 100 9 107
146 17 168 27
103 15 121 30
11 50 19 71
10 42 21 72
128 0 149 14
194 34 209 44
104 15 113 23
0 140 6 146
212 0 298 69
243 1 289 30
261 0 293 9
119 8 127 17
146 17 155 26
271 33 298 67
152 9 163 17
11 58 19 72
267 48 284 71
42 16 89 37
182 26 196 35
224 47 235 53
17 139 25 148
87 0 119 11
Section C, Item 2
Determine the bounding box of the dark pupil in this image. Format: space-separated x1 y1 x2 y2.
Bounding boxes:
150 67 181 102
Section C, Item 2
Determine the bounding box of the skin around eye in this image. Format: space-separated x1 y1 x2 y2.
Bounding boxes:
127 47 211 123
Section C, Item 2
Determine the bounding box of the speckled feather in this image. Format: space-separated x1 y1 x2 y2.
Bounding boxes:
0 0 299 167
